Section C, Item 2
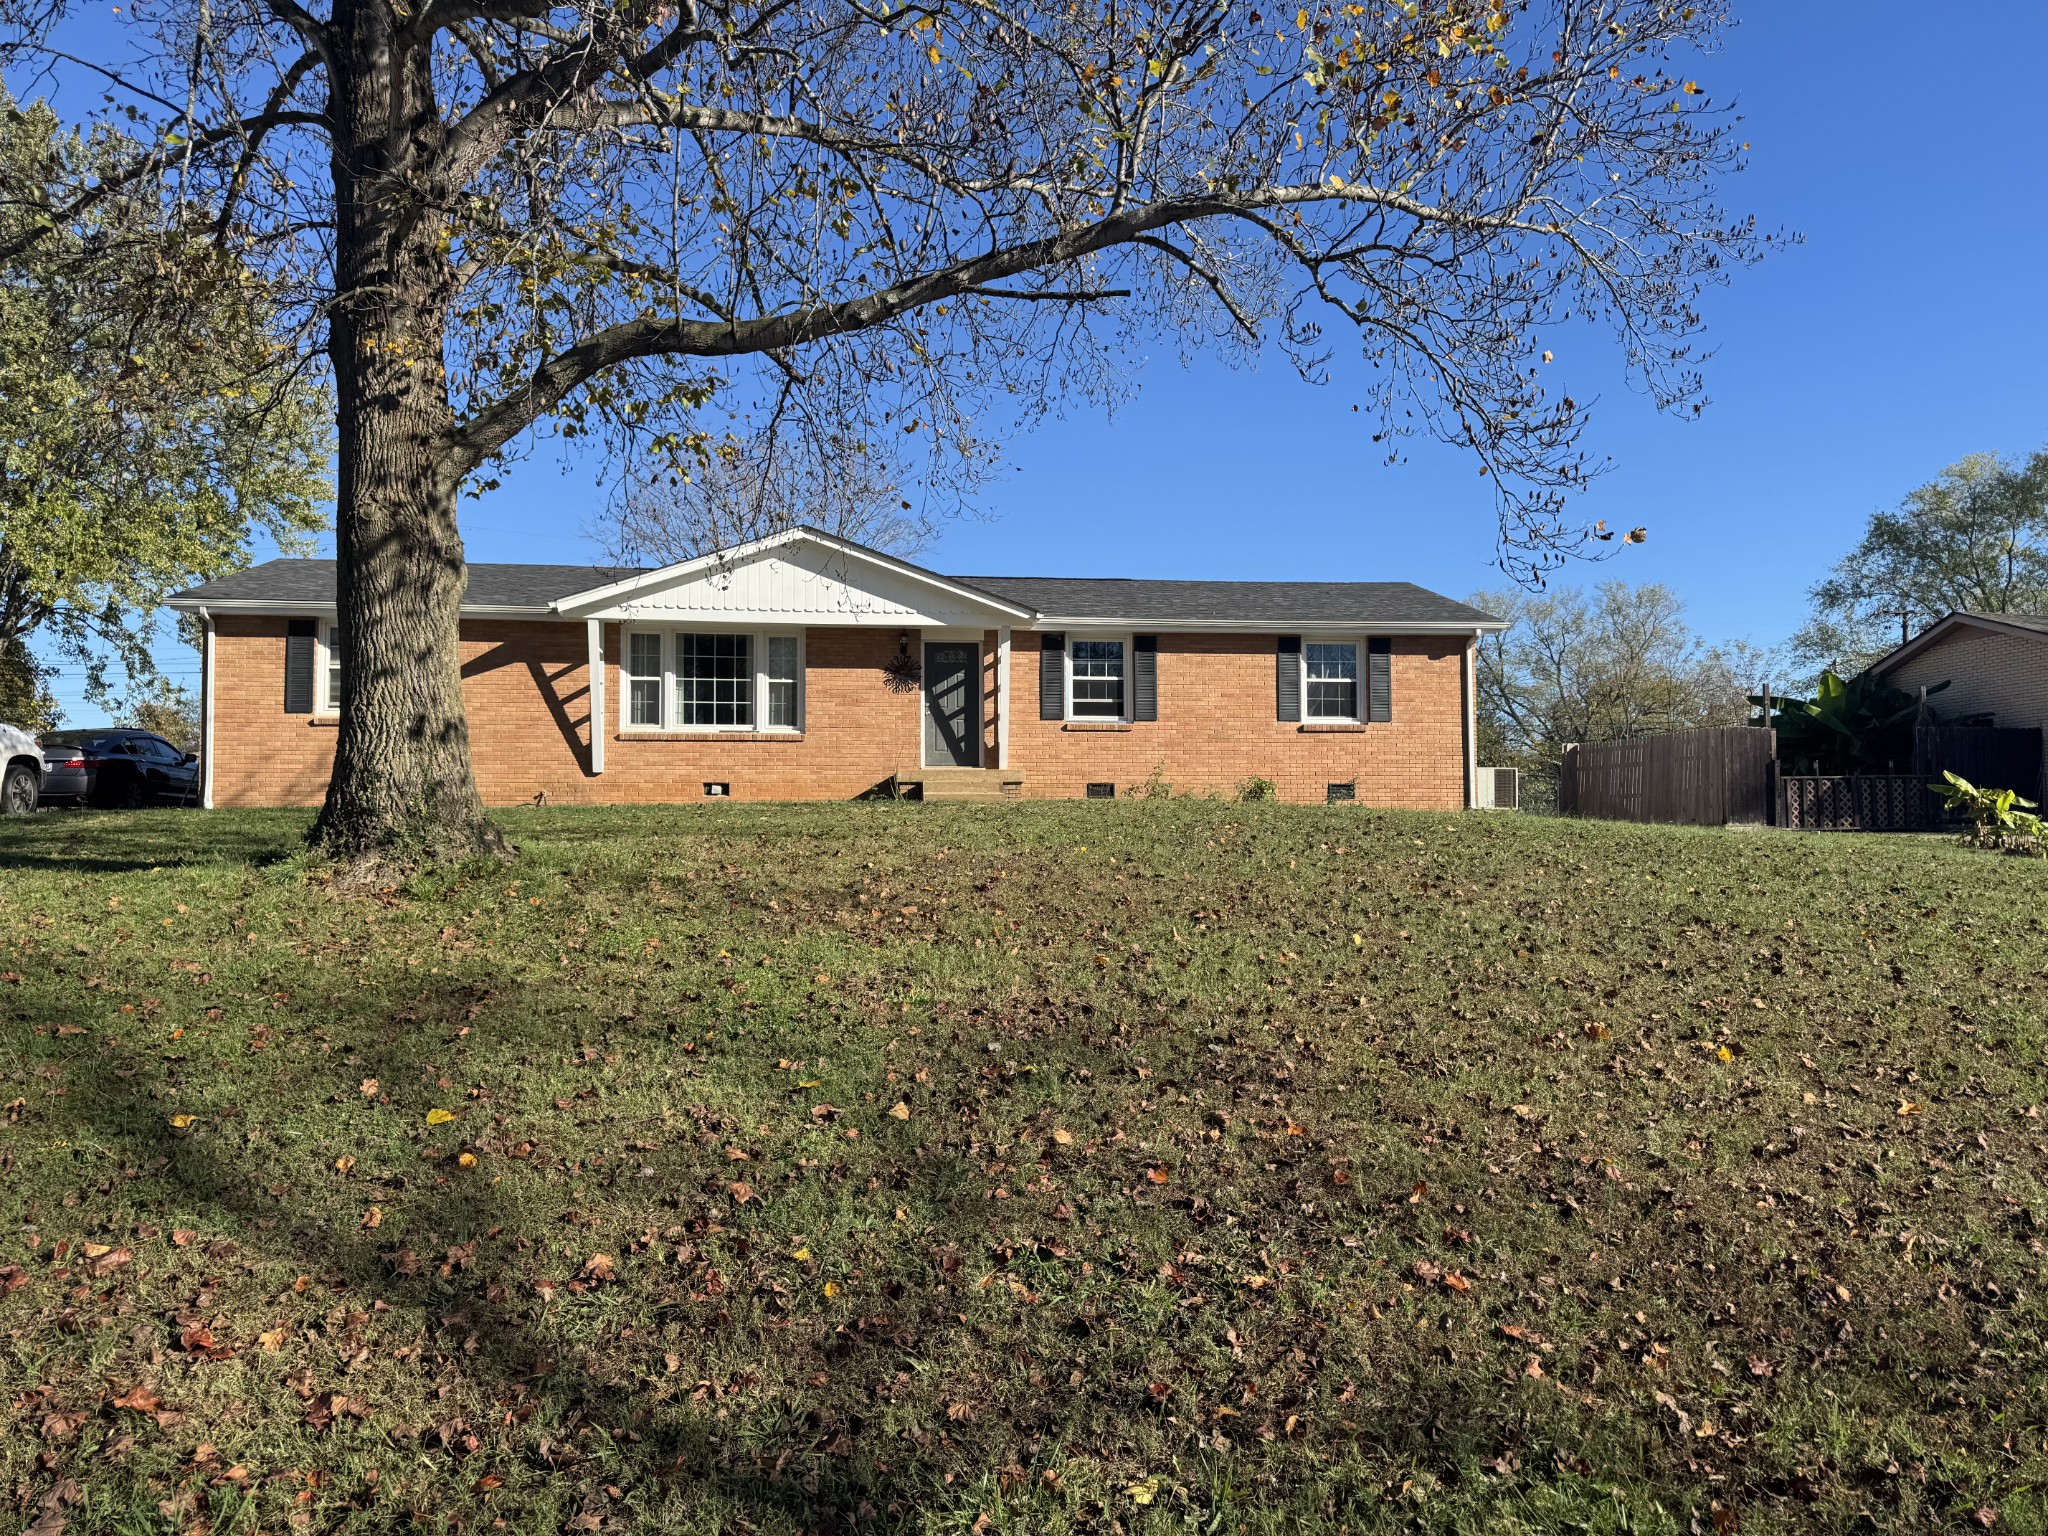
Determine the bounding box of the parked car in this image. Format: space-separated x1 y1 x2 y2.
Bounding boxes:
1 722 41 815
37 729 200 809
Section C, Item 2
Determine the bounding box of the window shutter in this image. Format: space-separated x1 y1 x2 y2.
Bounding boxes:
1276 635 1301 722
1133 635 1157 721
1367 637 1392 722
284 619 316 715
1038 632 1066 721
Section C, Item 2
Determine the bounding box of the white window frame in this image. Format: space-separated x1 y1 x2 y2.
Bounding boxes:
1302 637 1363 724
617 626 805 733
316 621 343 715
1065 632 1133 723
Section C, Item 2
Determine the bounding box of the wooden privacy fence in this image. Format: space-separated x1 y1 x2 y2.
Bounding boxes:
1562 723 2047 831
1557 727 1776 826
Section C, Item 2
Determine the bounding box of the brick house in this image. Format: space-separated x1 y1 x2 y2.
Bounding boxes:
167 528 1504 809
1869 611 2048 729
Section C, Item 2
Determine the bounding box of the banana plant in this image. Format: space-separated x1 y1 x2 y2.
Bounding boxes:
1933 771 2044 840
1751 670 1948 775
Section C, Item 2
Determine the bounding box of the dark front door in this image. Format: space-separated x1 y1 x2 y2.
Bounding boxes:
923 642 980 767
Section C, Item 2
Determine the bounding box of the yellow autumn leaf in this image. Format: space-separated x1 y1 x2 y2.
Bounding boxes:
1051 1127 1074 1145
926 43 941 64
792 1246 811 1261
889 1102 911 1120
458 1152 478 1168
1716 1046 1733 1062
258 1327 288 1351
168 1113 196 1128
426 1108 457 1125
1294 7 1307 27
823 1280 841 1298
334 1155 355 1173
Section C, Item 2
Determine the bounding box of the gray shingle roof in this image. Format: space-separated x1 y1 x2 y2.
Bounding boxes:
960 575 1498 627
172 556 1502 629
172 558 647 610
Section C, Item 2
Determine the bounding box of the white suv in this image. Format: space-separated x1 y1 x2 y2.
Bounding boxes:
1 722 40 816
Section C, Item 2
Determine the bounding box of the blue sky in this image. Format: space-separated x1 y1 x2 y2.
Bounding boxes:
27 1 2048 719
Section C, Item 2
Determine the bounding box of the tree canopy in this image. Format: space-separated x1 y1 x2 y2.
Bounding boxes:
2 0 1764 862
0 94 330 710
1794 448 2048 679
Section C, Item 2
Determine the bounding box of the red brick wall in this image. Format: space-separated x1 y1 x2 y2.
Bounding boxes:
1003 631 1469 807
207 618 1470 809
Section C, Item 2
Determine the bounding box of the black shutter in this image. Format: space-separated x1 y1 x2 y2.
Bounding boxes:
1133 635 1157 722
1276 635 1301 722
1038 632 1066 721
1367 637 1392 722
284 619 316 715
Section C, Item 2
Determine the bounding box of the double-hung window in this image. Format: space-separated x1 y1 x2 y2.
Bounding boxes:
620 629 803 732
626 632 663 727
1069 638 1126 719
1304 641 1359 722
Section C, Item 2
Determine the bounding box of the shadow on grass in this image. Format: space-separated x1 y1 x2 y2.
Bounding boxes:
0 808 308 873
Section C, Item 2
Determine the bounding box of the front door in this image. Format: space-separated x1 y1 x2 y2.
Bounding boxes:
923 642 980 767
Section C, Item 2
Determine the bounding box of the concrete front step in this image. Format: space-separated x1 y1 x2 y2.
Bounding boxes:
893 767 1025 802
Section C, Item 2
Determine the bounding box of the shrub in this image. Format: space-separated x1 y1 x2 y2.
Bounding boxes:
1235 775 1276 803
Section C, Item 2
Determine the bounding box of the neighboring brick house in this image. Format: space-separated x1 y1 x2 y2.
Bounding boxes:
1871 611 2048 729
167 528 1504 810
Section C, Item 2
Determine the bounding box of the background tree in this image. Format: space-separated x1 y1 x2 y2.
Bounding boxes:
1472 579 1775 810
121 680 203 750
0 636 59 732
603 427 933 565
3 0 1763 866
0 95 330 713
1792 449 2048 680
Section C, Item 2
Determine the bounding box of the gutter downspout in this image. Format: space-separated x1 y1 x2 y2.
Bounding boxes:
1461 634 1477 810
199 607 216 810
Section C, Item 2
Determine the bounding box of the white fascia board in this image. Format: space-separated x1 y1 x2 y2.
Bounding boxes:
549 527 1038 621
163 598 559 619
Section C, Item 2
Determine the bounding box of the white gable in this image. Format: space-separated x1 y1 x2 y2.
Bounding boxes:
556 532 1027 627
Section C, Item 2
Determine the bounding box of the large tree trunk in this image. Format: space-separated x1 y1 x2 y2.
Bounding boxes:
307 1 508 867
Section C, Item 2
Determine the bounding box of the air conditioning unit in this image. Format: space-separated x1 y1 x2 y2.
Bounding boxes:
1475 766 1521 811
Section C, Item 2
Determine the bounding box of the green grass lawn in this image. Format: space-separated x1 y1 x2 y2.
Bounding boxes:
2 803 2045 1536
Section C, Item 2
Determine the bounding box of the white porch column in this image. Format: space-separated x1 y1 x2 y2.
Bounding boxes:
996 626 1012 770
586 618 606 776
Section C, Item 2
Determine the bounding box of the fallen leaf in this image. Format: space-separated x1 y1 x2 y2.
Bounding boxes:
170 1229 196 1247
110 1385 161 1414
1145 1166 1170 1185
457 1152 477 1168
168 1114 196 1129
1050 1128 1074 1146
334 1155 355 1173
888 1102 910 1120
259 1328 289 1352
728 1181 756 1205
580 1253 617 1284
360 1078 379 1097
360 1207 383 1230
822 1280 841 1298
426 1108 457 1125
